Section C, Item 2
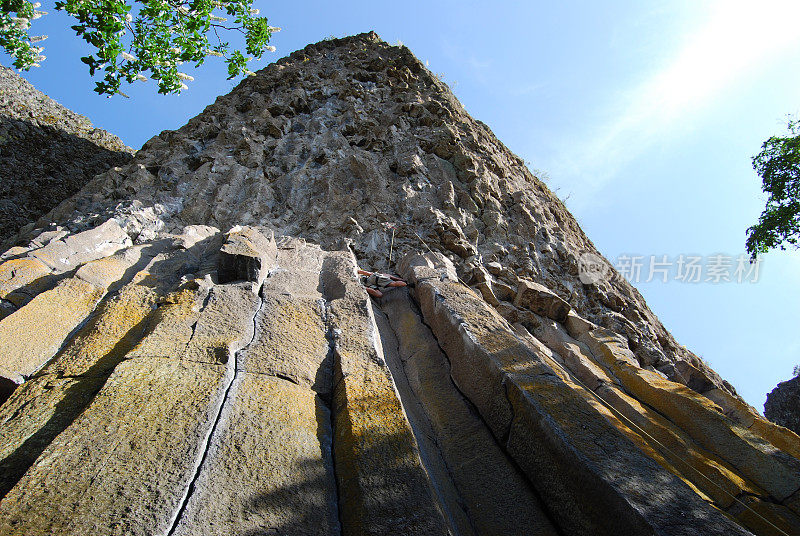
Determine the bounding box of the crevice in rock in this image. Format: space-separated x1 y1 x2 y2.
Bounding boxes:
165 284 264 536
371 299 476 536
322 318 344 536
401 287 566 536
0 377 18 409
315 260 344 534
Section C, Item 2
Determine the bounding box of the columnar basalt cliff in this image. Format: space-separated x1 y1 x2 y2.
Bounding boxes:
0 32 798 536
0 65 134 245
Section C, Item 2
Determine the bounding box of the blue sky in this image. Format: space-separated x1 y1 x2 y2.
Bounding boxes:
3 0 800 410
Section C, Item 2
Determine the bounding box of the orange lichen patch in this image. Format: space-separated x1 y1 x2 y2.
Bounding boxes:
334 364 418 464
42 283 159 378
504 376 702 535
127 285 208 359
0 374 104 497
241 296 329 381
333 360 447 536
0 283 158 499
0 278 105 378
170 373 340 535
577 383 714 503
586 329 800 502
707 386 800 462
0 357 228 535
596 384 763 508
0 257 53 306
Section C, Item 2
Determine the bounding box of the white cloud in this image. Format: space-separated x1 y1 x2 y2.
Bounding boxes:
549 0 800 209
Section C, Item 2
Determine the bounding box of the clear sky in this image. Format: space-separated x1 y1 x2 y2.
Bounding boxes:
3 0 799 410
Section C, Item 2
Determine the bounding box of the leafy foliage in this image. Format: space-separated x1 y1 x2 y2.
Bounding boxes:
746 118 800 258
794 364 800 378
1 0 277 96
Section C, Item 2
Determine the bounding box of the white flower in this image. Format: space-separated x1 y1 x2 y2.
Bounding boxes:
265 45 276 52
245 70 256 76
29 34 48 42
209 15 227 22
176 72 194 81
31 10 47 19
135 73 148 81
268 26 281 32
30 62 40 68
171 47 181 54
120 51 137 62
176 5 189 14
32 2 41 7
117 90 130 98
125 13 132 22
179 83 188 90
249 8 259 15
12 17 29 28
205 50 223 57
34 54 45 62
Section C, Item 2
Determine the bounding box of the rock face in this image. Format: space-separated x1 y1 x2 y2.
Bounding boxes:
0 32 799 536
0 65 133 245
766 375 800 435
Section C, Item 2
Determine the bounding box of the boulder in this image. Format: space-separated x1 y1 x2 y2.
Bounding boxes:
513 278 571 322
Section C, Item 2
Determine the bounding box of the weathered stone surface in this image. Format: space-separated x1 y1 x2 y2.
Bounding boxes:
217 225 277 286
534 315 614 391
126 285 209 359
0 280 157 497
402 252 754 536
377 288 559 536
181 283 260 364
727 496 800 536
171 374 340 536
582 327 800 502
0 278 104 381
29 219 132 271
0 357 229 536
0 65 132 245
513 279 571 322
324 253 449 536
765 375 800 436
1 33 798 536
0 257 52 307
237 241 332 393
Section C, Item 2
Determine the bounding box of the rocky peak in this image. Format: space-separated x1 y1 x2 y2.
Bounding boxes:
0 33 799 536
0 64 133 244
12 33 732 399
766 375 800 435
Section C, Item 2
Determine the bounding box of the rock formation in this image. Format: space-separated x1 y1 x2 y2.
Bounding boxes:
766 375 800 436
0 32 798 536
0 65 133 245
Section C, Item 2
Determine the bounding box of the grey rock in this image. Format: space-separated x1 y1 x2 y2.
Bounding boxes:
765 375 800 435
0 65 132 245
513 278 571 322
217 225 277 286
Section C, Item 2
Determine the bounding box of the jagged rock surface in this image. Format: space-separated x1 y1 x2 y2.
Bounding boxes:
0 65 133 245
766 376 800 435
9 34 735 401
0 33 799 536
